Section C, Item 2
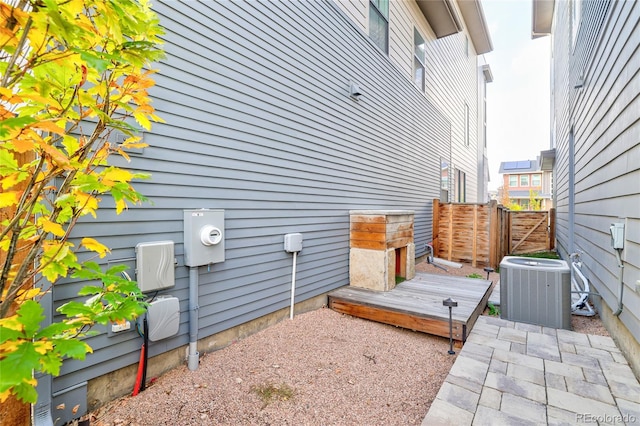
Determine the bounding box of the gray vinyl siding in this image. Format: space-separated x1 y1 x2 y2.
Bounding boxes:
335 0 485 203
425 31 480 203
552 0 640 342
427 33 482 202
551 0 574 258
51 0 451 393
389 0 414 77
334 0 367 29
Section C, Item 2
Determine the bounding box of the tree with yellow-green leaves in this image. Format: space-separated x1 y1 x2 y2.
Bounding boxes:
0 0 164 404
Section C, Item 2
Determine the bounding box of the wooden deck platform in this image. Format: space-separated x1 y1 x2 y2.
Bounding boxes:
328 273 493 342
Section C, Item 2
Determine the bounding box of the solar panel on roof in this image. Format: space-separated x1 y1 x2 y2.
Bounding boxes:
503 161 519 170
516 161 531 168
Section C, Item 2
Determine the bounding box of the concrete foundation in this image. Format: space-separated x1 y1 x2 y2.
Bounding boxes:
593 297 640 382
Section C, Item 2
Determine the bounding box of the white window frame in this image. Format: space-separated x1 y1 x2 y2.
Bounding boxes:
571 0 582 49
413 27 426 91
508 175 517 187
520 174 529 187
532 174 541 187
455 168 466 202
369 0 389 54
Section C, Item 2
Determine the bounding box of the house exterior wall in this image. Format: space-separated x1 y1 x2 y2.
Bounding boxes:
548 0 640 375
51 0 466 407
334 0 487 203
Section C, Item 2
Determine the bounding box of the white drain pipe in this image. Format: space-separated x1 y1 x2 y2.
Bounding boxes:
425 243 462 269
570 256 595 317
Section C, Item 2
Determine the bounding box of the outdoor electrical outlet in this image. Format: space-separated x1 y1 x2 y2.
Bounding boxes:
111 320 131 333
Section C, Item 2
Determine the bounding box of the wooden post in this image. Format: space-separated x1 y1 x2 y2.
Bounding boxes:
472 204 478 267
447 204 454 261
489 200 498 268
432 198 440 257
507 210 513 254
549 208 556 250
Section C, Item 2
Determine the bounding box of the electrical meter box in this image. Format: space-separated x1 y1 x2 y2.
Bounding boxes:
184 209 225 266
284 233 303 253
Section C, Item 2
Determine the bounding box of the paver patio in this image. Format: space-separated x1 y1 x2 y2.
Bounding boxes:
423 315 640 425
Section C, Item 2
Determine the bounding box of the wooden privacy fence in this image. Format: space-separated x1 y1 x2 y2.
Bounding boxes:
431 199 555 269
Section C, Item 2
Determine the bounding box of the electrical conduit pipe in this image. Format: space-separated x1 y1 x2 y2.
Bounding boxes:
613 249 625 317
188 266 199 370
290 251 297 320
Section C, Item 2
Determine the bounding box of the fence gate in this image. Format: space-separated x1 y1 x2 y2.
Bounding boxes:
432 199 555 269
508 210 554 255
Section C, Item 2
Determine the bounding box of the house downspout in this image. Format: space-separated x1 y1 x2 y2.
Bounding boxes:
613 249 625 317
34 282 54 425
188 266 199 370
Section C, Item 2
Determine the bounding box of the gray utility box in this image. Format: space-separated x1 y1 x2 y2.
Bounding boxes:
500 256 571 330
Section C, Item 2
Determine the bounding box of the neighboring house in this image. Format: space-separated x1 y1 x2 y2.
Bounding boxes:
533 0 640 377
40 1 493 423
497 158 553 210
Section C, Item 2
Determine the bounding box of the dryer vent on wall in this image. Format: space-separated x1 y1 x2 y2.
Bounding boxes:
136 241 175 292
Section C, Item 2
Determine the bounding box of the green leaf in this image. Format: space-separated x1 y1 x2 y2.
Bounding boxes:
5 382 39 404
41 261 68 283
0 341 41 396
77 50 111 73
77 285 106 296
0 149 19 173
56 301 98 318
38 349 63 376
52 338 91 360
61 135 80 156
0 325 23 343
35 321 78 339
17 301 45 339
0 116 37 138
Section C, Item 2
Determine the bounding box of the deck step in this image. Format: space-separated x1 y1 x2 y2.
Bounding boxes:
328 273 493 343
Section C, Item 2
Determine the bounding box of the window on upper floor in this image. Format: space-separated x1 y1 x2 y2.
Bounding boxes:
413 28 426 91
571 0 581 48
532 174 541 187
369 0 389 54
520 174 529 187
509 175 517 187
455 168 466 202
483 80 487 148
440 158 449 202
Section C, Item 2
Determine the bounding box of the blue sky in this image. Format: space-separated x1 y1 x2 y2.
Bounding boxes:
481 0 551 190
